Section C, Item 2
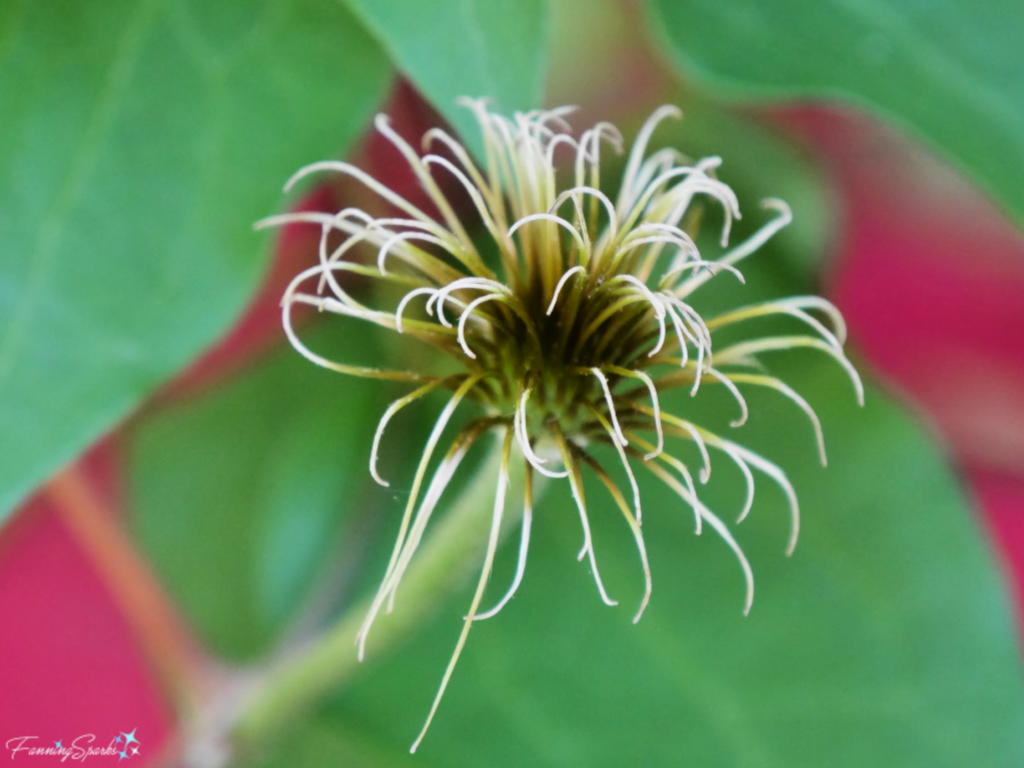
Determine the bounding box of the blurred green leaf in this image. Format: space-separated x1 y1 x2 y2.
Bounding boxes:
128 327 388 660
647 0 1024 228
340 0 548 145
0 0 390 522
266 325 1024 763
255 715 431 768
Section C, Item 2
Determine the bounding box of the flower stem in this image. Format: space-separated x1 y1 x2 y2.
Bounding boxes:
231 434 525 758
47 465 202 710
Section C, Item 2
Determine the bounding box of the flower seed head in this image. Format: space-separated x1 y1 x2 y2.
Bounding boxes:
259 100 864 751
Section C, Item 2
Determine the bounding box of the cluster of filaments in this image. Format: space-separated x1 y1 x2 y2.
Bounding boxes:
259 99 863 751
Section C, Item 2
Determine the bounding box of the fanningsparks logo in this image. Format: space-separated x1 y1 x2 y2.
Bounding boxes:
6 731 140 762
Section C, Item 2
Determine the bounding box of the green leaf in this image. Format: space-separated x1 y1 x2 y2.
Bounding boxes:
646 0 1024 228
0 0 391 522
127 327 389 660
339 0 548 145
255 715 432 768
273 332 1024 762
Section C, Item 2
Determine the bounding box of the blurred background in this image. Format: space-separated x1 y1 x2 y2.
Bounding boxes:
2 0 1024 765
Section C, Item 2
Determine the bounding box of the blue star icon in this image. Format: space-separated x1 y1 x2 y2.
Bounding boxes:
118 751 128 761
54 741 63 749
121 729 139 748
114 736 122 744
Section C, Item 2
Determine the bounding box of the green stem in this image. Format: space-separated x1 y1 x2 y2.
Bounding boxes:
232 435 524 757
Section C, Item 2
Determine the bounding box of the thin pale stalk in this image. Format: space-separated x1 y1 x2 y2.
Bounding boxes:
232 437 529 757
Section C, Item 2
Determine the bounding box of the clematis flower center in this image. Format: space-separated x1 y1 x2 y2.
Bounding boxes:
259 99 863 752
